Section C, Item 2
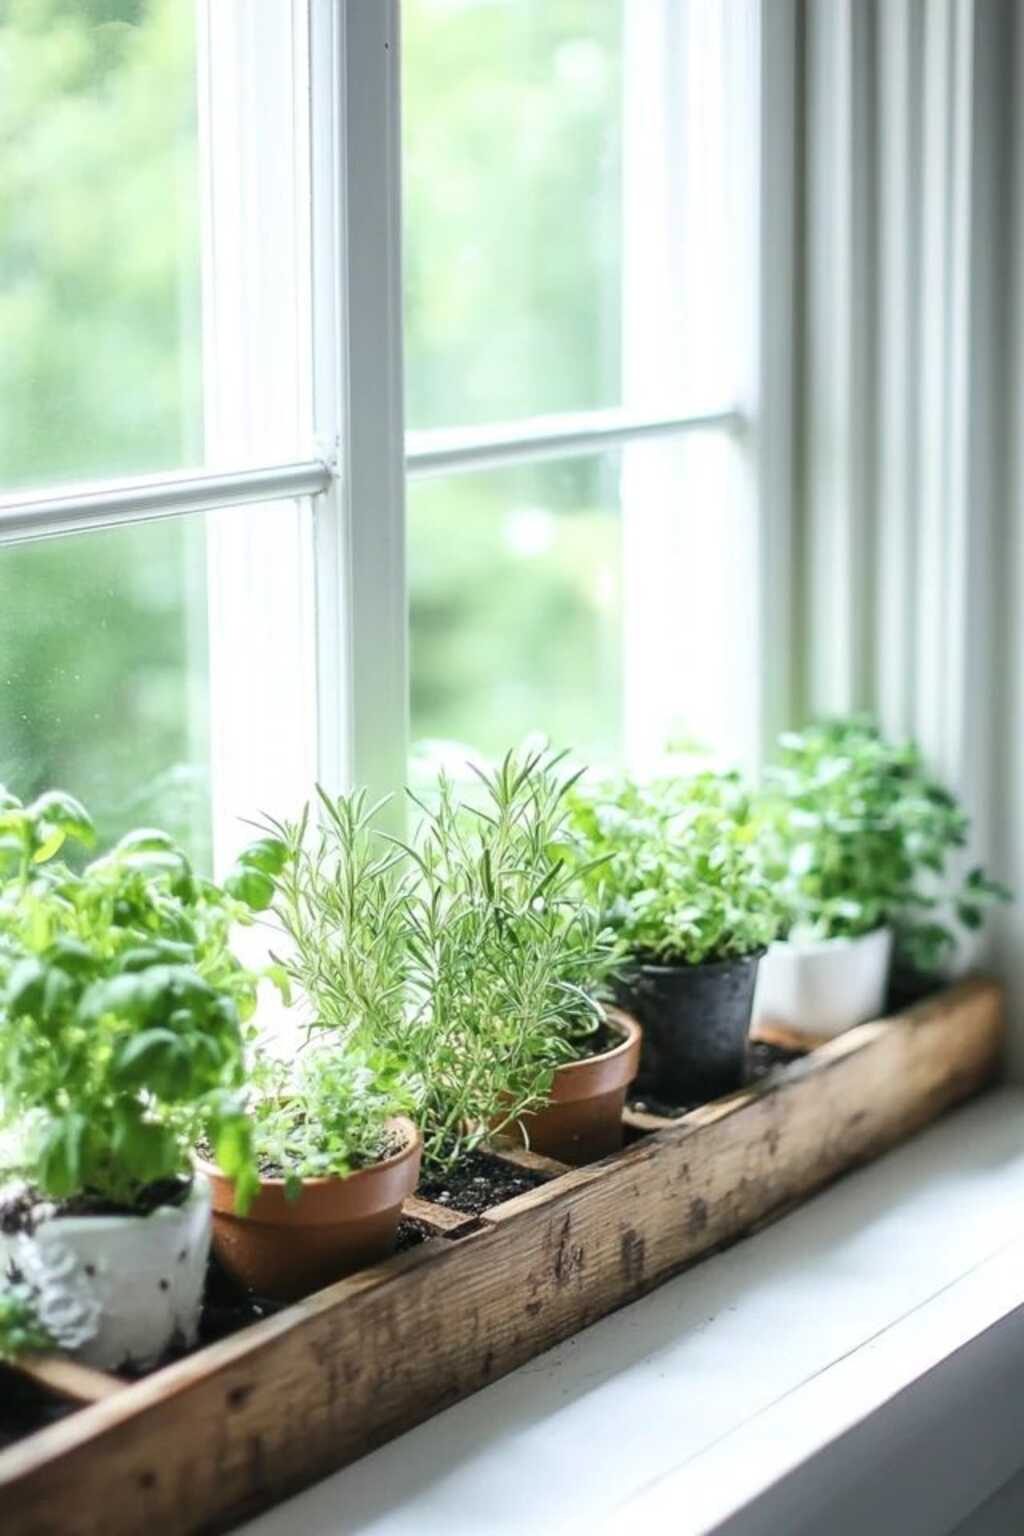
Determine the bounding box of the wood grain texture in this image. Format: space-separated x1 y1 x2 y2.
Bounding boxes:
0 979 1003 1536
10 1357 124 1405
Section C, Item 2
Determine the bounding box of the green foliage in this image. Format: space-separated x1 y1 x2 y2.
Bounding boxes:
567 770 782 966
0 0 210 864
253 791 414 1048
0 1281 53 1363
224 794 416 1192
0 789 262 1212
397 749 622 1170
761 718 1011 969
253 754 620 1175
244 1043 412 1198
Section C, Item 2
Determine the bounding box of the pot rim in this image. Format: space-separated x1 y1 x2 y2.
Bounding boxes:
195 1114 421 1194
631 947 767 978
768 925 892 958
554 1006 641 1077
10 1172 211 1240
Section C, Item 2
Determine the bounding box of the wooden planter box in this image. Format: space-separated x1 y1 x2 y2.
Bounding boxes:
2 979 1004 1536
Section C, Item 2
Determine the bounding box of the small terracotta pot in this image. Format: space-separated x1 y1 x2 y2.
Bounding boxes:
197 1117 421 1302
514 1011 642 1165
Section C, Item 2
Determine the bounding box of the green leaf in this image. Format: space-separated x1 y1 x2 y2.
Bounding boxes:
224 867 275 911
234 836 289 877
31 827 66 865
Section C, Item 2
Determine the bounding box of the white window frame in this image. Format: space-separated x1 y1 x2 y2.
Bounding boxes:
0 0 796 856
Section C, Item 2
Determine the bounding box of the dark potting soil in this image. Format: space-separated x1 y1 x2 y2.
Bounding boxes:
0 1367 79 1450
395 1215 432 1252
565 1019 625 1062
628 1040 804 1120
0 1176 191 1237
416 1149 545 1217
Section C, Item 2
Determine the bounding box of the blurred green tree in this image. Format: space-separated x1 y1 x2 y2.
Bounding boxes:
0 0 209 861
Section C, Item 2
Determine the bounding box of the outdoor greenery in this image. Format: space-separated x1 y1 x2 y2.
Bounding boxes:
0 0 209 862
404 2 625 761
567 769 782 966
0 788 261 1212
760 718 1011 970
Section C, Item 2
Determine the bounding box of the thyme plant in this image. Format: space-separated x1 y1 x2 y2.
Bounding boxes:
243 1042 412 1196
760 719 1010 969
567 770 781 966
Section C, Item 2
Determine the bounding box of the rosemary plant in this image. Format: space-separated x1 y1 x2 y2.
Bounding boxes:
398 749 622 1170
252 756 620 1176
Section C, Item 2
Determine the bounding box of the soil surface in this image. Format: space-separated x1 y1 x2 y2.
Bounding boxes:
0 1176 191 1236
417 1149 545 1216
628 1040 804 1120
566 1019 626 1061
0 1367 78 1450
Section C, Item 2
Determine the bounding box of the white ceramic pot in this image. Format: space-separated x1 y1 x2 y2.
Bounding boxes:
0 1175 211 1371
752 927 893 1040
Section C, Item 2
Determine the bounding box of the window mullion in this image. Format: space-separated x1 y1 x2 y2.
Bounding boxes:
197 0 318 872
311 0 407 820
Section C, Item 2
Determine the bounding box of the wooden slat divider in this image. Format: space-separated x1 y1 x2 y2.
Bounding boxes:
12 1356 124 1405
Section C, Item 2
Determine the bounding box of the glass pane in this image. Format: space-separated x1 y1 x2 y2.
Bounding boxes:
0 499 315 874
1 0 202 489
0 0 311 492
409 454 623 773
402 0 623 430
408 435 756 782
0 519 211 864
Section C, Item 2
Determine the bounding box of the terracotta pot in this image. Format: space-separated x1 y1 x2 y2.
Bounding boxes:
197 1117 421 1302
514 1010 642 1166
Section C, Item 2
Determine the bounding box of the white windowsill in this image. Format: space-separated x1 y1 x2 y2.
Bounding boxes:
241 1086 1024 1536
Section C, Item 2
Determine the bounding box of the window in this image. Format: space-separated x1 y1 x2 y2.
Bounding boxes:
0 0 764 869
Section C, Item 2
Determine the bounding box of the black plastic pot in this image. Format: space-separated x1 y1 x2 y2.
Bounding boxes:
618 950 765 1105
886 963 946 1014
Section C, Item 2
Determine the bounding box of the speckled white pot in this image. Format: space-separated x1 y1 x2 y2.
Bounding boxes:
752 927 893 1040
1 1175 211 1371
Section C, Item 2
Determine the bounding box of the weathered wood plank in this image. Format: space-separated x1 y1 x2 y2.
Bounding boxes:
0 979 1003 1536
400 1193 478 1235
483 1143 572 1180
10 1357 124 1406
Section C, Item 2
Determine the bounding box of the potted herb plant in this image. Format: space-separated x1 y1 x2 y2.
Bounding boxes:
753 719 1011 1038
0 790 259 1371
197 1043 419 1302
398 750 637 1170
568 769 781 1104
196 796 421 1300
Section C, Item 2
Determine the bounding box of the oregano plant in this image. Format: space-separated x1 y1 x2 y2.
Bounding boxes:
567 769 782 966
760 718 1011 969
